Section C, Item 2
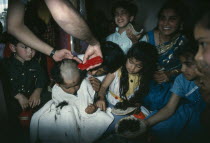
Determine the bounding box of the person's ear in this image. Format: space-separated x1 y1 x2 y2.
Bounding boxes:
130 16 134 22
9 43 16 53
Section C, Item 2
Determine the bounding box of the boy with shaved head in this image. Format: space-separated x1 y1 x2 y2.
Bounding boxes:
30 59 114 143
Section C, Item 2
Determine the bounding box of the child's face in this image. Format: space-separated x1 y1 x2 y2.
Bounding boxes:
180 55 199 81
194 24 210 75
158 8 181 36
126 57 143 74
85 104 97 114
114 7 133 29
15 43 36 62
59 76 81 94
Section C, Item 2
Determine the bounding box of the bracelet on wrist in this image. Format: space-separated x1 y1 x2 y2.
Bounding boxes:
50 49 56 58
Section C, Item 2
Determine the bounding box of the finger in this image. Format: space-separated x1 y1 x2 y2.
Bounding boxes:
36 99 40 106
63 49 73 56
88 77 95 82
89 79 99 85
21 104 24 110
96 102 99 108
92 86 99 92
98 104 102 110
102 103 106 111
31 101 35 108
136 34 142 39
73 56 82 63
140 29 144 33
23 104 27 110
38 99 41 105
30 100 34 108
86 63 102 70
32 100 37 108
29 101 33 107
83 52 92 64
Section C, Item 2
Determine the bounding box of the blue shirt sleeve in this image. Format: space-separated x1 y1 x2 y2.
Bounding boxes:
170 74 186 97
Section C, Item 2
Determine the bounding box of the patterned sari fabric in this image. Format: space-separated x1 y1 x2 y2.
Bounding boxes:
141 31 186 111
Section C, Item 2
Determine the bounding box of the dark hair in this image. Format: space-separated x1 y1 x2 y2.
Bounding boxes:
111 0 137 17
51 60 65 84
176 41 198 60
120 42 158 104
7 34 19 46
195 9 210 30
101 41 125 73
158 0 187 22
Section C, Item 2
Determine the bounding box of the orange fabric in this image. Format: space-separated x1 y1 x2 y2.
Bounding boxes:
133 112 146 119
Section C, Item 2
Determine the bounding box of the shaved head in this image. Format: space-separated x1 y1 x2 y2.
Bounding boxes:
51 59 82 94
60 60 80 81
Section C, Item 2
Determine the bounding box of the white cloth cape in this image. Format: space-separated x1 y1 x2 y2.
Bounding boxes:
30 79 113 143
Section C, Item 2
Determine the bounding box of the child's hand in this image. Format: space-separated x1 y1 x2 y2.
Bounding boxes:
126 28 142 44
15 93 29 110
96 98 106 111
88 77 101 92
85 104 97 114
154 71 169 83
29 88 42 108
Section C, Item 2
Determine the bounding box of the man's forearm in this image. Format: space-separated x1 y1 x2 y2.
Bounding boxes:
45 0 98 45
7 0 53 55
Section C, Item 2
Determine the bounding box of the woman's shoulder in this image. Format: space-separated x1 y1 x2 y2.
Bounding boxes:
140 30 156 45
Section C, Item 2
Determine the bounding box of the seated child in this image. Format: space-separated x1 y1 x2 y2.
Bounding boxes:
96 42 158 132
144 42 206 143
0 34 47 142
30 59 114 143
1 34 46 116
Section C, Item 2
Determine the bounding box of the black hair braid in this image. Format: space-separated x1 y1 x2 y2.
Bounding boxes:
119 65 129 101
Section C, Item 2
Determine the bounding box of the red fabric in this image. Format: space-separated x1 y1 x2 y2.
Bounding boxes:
133 112 146 119
18 109 33 129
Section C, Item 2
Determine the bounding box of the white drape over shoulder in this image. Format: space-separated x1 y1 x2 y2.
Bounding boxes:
30 79 113 143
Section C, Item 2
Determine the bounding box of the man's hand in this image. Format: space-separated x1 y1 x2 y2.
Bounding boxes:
15 93 29 110
53 49 82 63
83 42 102 70
96 98 106 111
29 88 42 108
88 77 101 92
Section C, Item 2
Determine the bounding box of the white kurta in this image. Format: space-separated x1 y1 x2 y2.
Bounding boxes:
30 79 113 143
106 27 132 54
